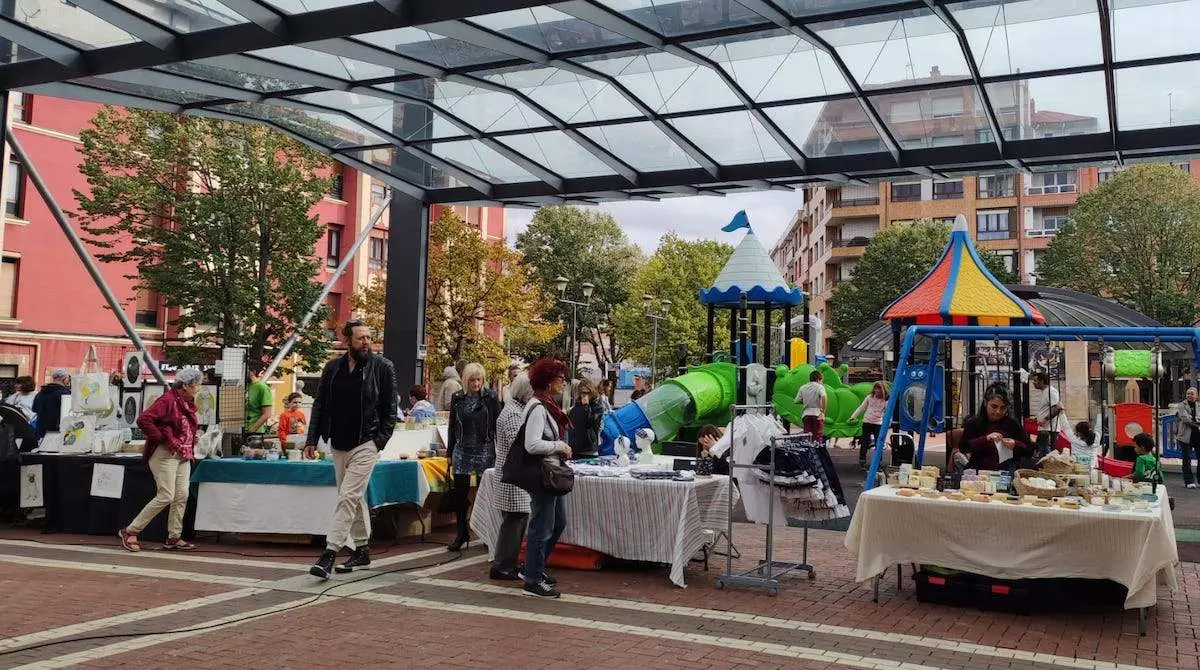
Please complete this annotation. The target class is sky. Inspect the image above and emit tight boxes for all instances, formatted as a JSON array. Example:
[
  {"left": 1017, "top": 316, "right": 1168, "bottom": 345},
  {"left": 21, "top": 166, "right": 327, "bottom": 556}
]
[{"left": 503, "top": 189, "right": 806, "bottom": 254}]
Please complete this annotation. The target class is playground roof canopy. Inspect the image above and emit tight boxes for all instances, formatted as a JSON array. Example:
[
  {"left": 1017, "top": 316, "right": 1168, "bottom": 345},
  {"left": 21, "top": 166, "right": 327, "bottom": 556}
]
[
  {"left": 8, "top": 0, "right": 1200, "bottom": 205},
  {"left": 700, "top": 227, "right": 802, "bottom": 306}
]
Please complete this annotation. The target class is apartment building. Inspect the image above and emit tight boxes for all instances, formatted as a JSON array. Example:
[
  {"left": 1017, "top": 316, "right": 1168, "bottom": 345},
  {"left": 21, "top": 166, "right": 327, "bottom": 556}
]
[
  {"left": 770, "top": 162, "right": 1195, "bottom": 354},
  {"left": 0, "top": 93, "right": 502, "bottom": 388}
]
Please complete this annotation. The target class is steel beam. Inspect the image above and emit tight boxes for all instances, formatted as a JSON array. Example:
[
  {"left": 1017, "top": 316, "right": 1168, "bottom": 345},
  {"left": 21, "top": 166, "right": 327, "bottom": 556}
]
[
  {"left": 67, "top": 0, "right": 178, "bottom": 52},
  {"left": 925, "top": 0, "right": 1005, "bottom": 155},
  {"left": 1097, "top": 0, "right": 1121, "bottom": 160},
  {"left": 5, "top": 127, "right": 166, "bottom": 384},
  {"left": 0, "top": 18, "right": 81, "bottom": 67}
]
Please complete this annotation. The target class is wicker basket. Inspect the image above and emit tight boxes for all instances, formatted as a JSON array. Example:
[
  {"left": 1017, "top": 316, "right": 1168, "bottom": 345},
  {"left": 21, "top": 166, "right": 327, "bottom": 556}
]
[
  {"left": 1014, "top": 469, "right": 1069, "bottom": 498},
  {"left": 1039, "top": 458, "right": 1075, "bottom": 476}
]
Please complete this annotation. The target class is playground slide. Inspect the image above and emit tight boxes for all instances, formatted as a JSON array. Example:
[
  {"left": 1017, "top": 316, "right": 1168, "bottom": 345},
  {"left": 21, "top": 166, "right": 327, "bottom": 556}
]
[{"left": 599, "top": 362, "right": 878, "bottom": 454}]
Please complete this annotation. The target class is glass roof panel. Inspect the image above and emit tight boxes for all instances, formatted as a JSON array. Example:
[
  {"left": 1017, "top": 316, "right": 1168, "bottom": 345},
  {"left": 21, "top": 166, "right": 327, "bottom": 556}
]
[
  {"left": 576, "top": 51, "right": 740, "bottom": 114},
  {"left": 689, "top": 29, "right": 851, "bottom": 102},
  {"left": 347, "top": 146, "right": 463, "bottom": 190},
  {"left": 260, "top": 0, "right": 373, "bottom": 13},
  {"left": 1116, "top": 62, "right": 1200, "bottom": 130},
  {"left": 985, "top": 71, "right": 1108, "bottom": 140},
  {"left": 766, "top": 100, "right": 887, "bottom": 156},
  {"left": 356, "top": 27, "right": 514, "bottom": 69},
  {"left": 780, "top": 0, "right": 916, "bottom": 16},
  {"left": 73, "top": 76, "right": 221, "bottom": 105},
  {"left": 950, "top": 0, "right": 1101, "bottom": 78},
  {"left": 5, "top": 2, "right": 138, "bottom": 49},
  {"left": 294, "top": 90, "right": 466, "bottom": 141},
  {"left": 670, "top": 111, "right": 792, "bottom": 165},
  {"left": 579, "top": 121, "right": 701, "bottom": 171},
  {"left": 376, "top": 78, "right": 555, "bottom": 136},
  {"left": 469, "top": 6, "right": 634, "bottom": 52},
  {"left": 428, "top": 140, "right": 537, "bottom": 183},
  {"left": 250, "top": 46, "right": 394, "bottom": 81},
  {"left": 111, "top": 0, "right": 247, "bottom": 32},
  {"left": 212, "top": 101, "right": 392, "bottom": 149},
  {"left": 1112, "top": 0, "right": 1200, "bottom": 62},
  {"left": 484, "top": 65, "right": 640, "bottom": 123},
  {"left": 594, "top": 0, "right": 769, "bottom": 37},
  {"left": 495, "top": 131, "right": 616, "bottom": 178},
  {"left": 869, "top": 85, "right": 988, "bottom": 149},
  {"left": 159, "top": 58, "right": 312, "bottom": 93},
  {"left": 811, "top": 8, "right": 971, "bottom": 90}
]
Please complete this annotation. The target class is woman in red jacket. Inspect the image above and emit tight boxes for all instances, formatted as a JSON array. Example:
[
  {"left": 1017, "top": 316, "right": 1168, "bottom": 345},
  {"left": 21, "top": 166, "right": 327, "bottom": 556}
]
[
  {"left": 118, "top": 368, "right": 203, "bottom": 552},
  {"left": 958, "top": 386, "right": 1032, "bottom": 471}
]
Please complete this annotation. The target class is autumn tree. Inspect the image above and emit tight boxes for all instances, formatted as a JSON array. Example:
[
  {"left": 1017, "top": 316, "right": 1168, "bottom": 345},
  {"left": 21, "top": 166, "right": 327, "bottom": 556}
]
[
  {"left": 831, "top": 219, "right": 1017, "bottom": 344},
  {"left": 611, "top": 233, "right": 733, "bottom": 379},
  {"left": 1039, "top": 164, "right": 1200, "bottom": 325},
  {"left": 351, "top": 209, "right": 557, "bottom": 379},
  {"left": 74, "top": 107, "right": 333, "bottom": 368},
  {"left": 515, "top": 206, "right": 642, "bottom": 374}
]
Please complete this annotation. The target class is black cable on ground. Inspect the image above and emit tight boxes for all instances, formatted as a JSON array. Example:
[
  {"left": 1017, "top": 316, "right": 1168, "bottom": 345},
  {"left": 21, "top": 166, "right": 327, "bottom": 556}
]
[{"left": 0, "top": 539, "right": 471, "bottom": 657}]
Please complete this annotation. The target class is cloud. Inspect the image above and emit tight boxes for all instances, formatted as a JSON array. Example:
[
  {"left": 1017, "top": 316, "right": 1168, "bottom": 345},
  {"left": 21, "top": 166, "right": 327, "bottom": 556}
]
[{"left": 505, "top": 190, "right": 804, "bottom": 253}]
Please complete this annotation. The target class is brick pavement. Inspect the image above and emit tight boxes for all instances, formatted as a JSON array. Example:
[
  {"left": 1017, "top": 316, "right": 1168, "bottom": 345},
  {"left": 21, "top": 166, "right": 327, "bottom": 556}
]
[{"left": 0, "top": 525, "right": 1192, "bottom": 670}]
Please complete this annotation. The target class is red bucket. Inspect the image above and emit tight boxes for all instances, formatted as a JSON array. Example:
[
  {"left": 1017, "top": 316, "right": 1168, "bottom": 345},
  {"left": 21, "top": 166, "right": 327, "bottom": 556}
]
[
  {"left": 1098, "top": 456, "right": 1134, "bottom": 478},
  {"left": 1023, "top": 418, "right": 1039, "bottom": 439}
]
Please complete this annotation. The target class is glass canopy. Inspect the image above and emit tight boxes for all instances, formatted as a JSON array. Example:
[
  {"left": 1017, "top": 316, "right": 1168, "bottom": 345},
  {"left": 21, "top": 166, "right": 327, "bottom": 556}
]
[{"left": 7, "top": 0, "right": 1200, "bottom": 205}]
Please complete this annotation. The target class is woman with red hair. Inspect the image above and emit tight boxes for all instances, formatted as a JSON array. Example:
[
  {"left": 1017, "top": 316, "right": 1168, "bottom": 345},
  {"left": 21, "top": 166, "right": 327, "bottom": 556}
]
[{"left": 521, "top": 358, "right": 573, "bottom": 598}]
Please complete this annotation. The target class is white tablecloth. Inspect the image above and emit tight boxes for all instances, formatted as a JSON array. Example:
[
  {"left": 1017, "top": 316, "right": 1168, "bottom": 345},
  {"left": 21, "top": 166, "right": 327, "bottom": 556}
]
[
  {"left": 471, "top": 469, "right": 736, "bottom": 587},
  {"left": 844, "top": 486, "right": 1180, "bottom": 609},
  {"left": 194, "top": 457, "right": 430, "bottom": 535}
]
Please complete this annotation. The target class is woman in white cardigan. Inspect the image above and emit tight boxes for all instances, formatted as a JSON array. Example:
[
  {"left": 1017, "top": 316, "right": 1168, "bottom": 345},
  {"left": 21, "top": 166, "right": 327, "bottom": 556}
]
[
  {"left": 491, "top": 374, "right": 534, "bottom": 581},
  {"left": 521, "top": 358, "right": 573, "bottom": 599}
]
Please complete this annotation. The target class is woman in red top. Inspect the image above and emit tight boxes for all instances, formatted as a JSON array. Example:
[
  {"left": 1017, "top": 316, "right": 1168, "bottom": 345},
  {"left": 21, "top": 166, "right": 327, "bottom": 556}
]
[
  {"left": 958, "top": 386, "right": 1032, "bottom": 471},
  {"left": 119, "top": 368, "right": 203, "bottom": 552}
]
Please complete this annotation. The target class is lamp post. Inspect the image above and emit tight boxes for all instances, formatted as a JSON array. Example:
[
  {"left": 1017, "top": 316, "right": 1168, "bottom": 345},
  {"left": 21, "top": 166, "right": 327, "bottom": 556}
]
[
  {"left": 643, "top": 294, "right": 672, "bottom": 386},
  {"left": 555, "top": 276, "right": 594, "bottom": 381}
]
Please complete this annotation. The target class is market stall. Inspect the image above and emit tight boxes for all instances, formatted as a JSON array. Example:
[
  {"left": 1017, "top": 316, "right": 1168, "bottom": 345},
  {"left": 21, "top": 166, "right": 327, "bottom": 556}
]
[
  {"left": 191, "top": 458, "right": 429, "bottom": 535},
  {"left": 470, "top": 467, "right": 736, "bottom": 587}
]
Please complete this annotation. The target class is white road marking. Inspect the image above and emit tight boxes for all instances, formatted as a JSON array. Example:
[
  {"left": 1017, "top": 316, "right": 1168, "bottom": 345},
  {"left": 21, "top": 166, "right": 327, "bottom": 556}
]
[
  {"left": 0, "top": 538, "right": 305, "bottom": 571},
  {"left": 0, "top": 555, "right": 267, "bottom": 588}
]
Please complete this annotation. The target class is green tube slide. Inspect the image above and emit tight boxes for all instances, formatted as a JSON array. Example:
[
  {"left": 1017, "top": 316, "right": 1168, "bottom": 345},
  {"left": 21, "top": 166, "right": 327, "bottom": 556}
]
[{"left": 635, "top": 363, "right": 737, "bottom": 442}]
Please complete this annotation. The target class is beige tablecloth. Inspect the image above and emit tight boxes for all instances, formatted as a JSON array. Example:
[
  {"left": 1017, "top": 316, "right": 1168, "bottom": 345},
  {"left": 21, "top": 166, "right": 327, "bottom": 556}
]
[
  {"left": 844, "top": 486, "right": 1179, "bottom": 609},
  {"left": 471, "top": 469, "right": 736, "bottom": 587}
]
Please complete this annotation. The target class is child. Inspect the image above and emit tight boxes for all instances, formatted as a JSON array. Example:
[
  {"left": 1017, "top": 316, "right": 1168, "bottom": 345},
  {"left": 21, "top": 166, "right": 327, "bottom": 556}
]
[
  {"left": 277, "top": 392, "right": 307, "bottom": 446},
  {"left": 1131, "top": 433, "right": 1164, "bottom": 484}
]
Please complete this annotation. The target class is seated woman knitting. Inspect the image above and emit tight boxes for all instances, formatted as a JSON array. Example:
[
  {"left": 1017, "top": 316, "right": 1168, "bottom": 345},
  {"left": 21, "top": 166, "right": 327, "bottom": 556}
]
[{"left": 956, "top": 386, "right": 1034, "bottom": 471}]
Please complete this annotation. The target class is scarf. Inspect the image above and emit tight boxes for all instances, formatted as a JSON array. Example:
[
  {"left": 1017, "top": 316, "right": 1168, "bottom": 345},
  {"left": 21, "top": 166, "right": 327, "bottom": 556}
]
[{"left": 534, "top": 391, "right": 571, "bottom": 439}]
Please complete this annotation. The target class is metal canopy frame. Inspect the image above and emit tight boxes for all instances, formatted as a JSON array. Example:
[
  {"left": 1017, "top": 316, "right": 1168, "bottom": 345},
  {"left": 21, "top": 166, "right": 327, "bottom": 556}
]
[{"left": 3, "top": 0, "right": 1200, "bottom": 205}]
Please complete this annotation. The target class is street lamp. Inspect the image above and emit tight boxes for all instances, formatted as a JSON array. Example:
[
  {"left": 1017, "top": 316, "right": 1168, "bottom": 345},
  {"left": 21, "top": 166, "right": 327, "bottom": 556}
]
[
  {"left": 556, "top": 277, "right": 594, "bottom": 383},
  {"left": 643, "top": 294, "right": 672, "bottom": 386}
]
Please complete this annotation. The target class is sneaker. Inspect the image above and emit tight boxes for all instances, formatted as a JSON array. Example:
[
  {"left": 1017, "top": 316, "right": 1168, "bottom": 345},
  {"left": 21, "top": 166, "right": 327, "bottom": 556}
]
[
  {"left": 335, "top": 547, "right": 371, "bottom": 573},
  {"left": 117, "top": 528, "right": 140, "bottom": 553},
  {"left": 1187, "top": 483, "right": 1197, "bottom": 489},
  {"left": 489, "top": 568, "right": 522, "bottom": 581},
  {"left": 310, "top": 549, "right": 336, "bottom": 580},
  {"left": 541, "top": 571, "right": 557, "bottom": 586},
  {"left": 523, "top": 580, "right": 560, "bottom": 598}
]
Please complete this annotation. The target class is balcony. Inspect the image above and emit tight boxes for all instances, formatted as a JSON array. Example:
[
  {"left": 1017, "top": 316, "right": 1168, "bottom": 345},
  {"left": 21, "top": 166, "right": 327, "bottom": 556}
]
[
  {"left": 833, "top": 196, "right": 879, "bottom": 208},
  {"left": 830, "top": 236, "right": 872, "bottom": 258}
]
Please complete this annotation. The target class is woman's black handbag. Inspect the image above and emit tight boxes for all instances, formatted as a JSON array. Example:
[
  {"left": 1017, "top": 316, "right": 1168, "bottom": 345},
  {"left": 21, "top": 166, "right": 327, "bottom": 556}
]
[{"left": 501, "top": 404, "right": 574, "bottom": 496}]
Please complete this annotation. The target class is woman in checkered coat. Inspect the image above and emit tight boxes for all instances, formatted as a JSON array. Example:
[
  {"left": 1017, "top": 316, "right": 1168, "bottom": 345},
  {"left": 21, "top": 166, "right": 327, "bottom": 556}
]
[{"left": 490, "top": 373, "right": 534, "bottom": 581}]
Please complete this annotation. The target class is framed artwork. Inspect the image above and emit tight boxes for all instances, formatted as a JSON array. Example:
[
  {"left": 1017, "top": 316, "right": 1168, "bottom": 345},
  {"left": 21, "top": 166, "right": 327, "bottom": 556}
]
[
  {"left": 121, "top": 352, "right": 145, "bottom": 389},
  {"left": 121, "top": 391, "right": 142, "bottom": 427},
  {"left": 142, "top": 383, "right": 165, "bottom": 412},
  {"left": 195, "top": 384, "right": 218, "bottom": 427}
]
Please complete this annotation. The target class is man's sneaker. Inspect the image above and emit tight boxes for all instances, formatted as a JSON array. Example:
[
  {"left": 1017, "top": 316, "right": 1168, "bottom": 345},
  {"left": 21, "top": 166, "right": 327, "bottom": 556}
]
[
  {"left": 335, "top": 547, "right": 371, "bottom": 573},
  {"left": 523, "top": 580, "right": 560, "bottom": 598},
  {"left": 541, "top": 571, "right": 557, "bottom": 586},
  {"left": 489, "top": 568, "right": 521, "bottom": 581},
  {"left": 1187, "top": 483, "right": 1197, "bottom": 489},
  {"left": 310, "top": 549, "right": 336, "bottom": 580}
]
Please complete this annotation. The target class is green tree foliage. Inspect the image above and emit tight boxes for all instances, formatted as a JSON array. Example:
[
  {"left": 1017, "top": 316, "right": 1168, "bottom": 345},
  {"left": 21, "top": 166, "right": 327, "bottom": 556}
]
[
  {"left": 611, "top": 233, "right": 734, "bottom": 379},
  {"left": 1039, "top": 164, "right": 1200, "bottom": 325},
  {"left": 830, "top": 219, "right": 1017, "bottom": 344},
  {"left": 515, "top": 206, "right": 642, "bottom": 373},
  {"left": 74, "top": 107, "right": 333, "bottom": 369}
]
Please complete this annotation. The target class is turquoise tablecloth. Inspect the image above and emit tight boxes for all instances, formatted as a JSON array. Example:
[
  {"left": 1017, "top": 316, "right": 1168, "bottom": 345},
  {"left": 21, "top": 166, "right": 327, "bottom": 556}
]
[{"left": 191, "top": 458, "right": 422, "bottom": 508}]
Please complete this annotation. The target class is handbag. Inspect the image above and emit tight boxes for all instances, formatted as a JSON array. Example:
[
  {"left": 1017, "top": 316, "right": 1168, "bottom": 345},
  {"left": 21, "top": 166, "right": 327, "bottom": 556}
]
[{"left": 502, "top": 402, "right": 575, "bottom": 496}]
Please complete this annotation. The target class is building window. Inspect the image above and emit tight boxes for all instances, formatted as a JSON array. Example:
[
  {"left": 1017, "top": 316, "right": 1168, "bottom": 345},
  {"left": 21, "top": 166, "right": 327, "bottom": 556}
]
[
  {"left": 1029, "top": 206, "right": 1070, "bottom": 237},
  {"left": 135, "top": 288, "right": 160, "bottom": 328},
  {"left": 890, "top": 182, "right": 921, "bottom": 202},
  {"left": 1027, "top": 170, "right": 1077, "bottom": 195},
  {"left": 0, "top": 258, "right": 15, "bottom": 319},
  {"left": 978, "top": 174, "right": 1015, "bottom": 198},
  {"left": 328, "top": 167, "right": 344, "bottom": 200},
  {"left": 1174, "top": 161, "right": 1191, "bottom": 174},
  {"left": 368, "top": 236, "right": 386, "bottom": 270},
  {"left": 370, "top": 182, "right": 387, "bottom": 209},
  {"left": 977, "top": 210, "right": 1011, "bottom": 241},
  {"left": 326, "top": 226, "right": 342, "bottom": 268},
  {"left": 323, "top": 293, "right": 340, "bottom": 341},
  {"left": 5, "top": 161, "right": 24, "bottom": 217},
  {"left": 932, "top": 179, "right": 963, "bottom": 200},
  {"left": 930, "top": 96, "right": 963, "bottom": 118},
  {"left": 12, "top": 92, "right": 30, "bottom": 124},
  {"left": 995, "top": 250, "right": 1016, "bottom": 275}
]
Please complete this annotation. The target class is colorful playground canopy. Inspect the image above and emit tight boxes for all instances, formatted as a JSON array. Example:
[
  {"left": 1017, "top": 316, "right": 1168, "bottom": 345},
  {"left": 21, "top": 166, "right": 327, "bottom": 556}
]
[{"left": 881, "top": 215, "right": 1044, "bottom": 327}]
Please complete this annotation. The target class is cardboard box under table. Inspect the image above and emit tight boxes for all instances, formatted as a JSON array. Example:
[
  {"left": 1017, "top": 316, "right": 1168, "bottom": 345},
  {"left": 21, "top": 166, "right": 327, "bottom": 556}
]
[{"left": 190, "top": 458, "right": 429, "bottom": 536}]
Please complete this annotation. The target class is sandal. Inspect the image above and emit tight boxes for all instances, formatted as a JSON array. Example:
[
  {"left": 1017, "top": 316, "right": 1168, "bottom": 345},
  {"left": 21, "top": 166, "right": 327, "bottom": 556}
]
[
  {"left": 118, "top": 528, "right": 141, "bottom": 553},
  {"left": 163, "top": 538, "right": 195, "bottom": 551}
]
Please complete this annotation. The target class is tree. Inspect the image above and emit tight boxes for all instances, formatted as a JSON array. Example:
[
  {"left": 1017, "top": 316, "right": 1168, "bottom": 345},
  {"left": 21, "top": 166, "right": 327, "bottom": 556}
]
[
  {"left": 351, "top": 209, "right": 558, "bottom": 379},
  {"left": 74, "top": 107, "right": 333, "bottom": 368},
  {"left": 1039, "top": 164, "right": 1200, "bottom": 325},
  {"left": 611, "top": 233, "right": 734, "bottom": 376},
  {"left": 515, "top": 206, "right": 642, "bottom": 374},
  {"left": 830, "top": 219, "right": 1018, "bottom": 343}
]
